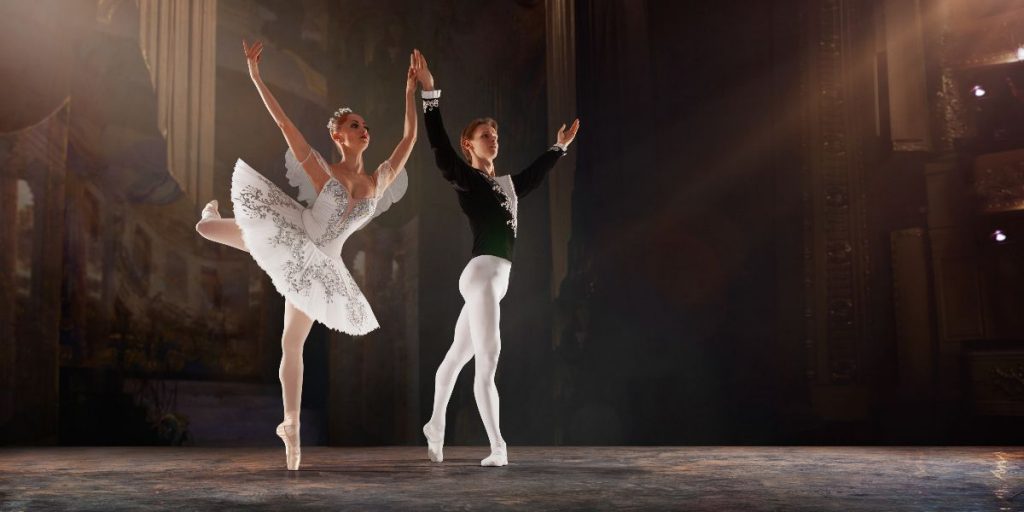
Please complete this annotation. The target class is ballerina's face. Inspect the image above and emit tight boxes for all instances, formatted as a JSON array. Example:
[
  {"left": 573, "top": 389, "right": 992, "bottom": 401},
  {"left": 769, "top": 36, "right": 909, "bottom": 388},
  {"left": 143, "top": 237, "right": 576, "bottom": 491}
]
[
  {"left": 463, "top": 123, "right": 499, "bottom": 161},
  {"left": 332, "top": 113, "right": 371, "bottom": 149}
]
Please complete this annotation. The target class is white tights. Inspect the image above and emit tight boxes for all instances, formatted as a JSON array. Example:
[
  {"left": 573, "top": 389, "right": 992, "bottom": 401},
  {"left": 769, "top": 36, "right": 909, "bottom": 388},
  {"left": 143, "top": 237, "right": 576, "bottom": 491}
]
[
  {"left": 196, "top": 202, "right": 310, "bottom": 469},
  {"left": 195, "top": 217, "right": 248, "bottom": 253},
  {"left": 425, "top": 255, "right": 512, "bottom": 466}
]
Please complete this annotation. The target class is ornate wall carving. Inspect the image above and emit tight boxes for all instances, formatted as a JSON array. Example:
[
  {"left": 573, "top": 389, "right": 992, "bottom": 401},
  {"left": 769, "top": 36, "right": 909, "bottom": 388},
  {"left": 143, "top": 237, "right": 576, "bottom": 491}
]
[
  {"left": 802, "top": 0, "right": 873, "bottom": 389},
  {"left": 973, "top": 149, "right": 1024, "bottom": 213}
]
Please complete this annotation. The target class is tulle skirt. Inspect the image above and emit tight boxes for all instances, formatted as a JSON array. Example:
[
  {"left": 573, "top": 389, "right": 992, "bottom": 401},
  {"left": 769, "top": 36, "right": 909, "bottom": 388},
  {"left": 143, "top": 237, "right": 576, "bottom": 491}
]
[{"left": 230, "top": 159, "right": 379, "bottom": 335}]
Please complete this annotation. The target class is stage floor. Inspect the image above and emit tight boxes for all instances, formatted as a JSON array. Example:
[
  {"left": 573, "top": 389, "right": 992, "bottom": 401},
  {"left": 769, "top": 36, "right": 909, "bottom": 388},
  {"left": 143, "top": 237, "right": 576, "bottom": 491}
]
[{"left": 1, "top": 446, "right": 1022, "bottom": 511}]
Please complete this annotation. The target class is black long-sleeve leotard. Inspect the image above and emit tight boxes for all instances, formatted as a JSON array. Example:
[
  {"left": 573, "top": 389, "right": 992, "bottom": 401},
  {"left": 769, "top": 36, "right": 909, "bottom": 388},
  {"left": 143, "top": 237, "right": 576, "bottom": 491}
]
[{"left": 423, "top": 91, "right": 566, "bottom": 261}]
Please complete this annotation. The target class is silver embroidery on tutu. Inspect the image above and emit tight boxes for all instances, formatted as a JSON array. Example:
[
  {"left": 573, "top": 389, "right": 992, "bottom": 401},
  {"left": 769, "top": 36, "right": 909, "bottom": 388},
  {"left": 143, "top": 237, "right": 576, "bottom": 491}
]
[{"left": 230, "top": 149, "right": 405, "bottom": 335}]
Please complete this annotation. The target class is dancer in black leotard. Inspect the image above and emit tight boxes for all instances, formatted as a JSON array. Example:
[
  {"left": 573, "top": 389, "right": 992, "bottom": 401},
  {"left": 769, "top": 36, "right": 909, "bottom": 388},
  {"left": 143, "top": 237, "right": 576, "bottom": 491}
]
[{"left": 412, "top": 50, "right": 580, "bottom": 467}]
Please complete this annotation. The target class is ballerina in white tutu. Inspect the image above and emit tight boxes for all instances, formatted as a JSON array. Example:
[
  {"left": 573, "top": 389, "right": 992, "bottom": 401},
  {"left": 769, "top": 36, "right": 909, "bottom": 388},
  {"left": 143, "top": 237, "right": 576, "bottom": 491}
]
[{"left": 195, "top": 39, "right": 420, "bottom": 470}]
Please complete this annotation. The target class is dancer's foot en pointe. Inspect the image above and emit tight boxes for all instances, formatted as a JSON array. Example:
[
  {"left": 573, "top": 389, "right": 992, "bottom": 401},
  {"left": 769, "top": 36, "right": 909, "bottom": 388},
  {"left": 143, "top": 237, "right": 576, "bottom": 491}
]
[
  {"left": 423, "top": 422, "right": 444, "bottom": 463},
  {"left": 276, "top": 421, "right": 301, "bottom": 470},
  {"left": 481, "top": 442, "right": 508, "bottom": 467}
]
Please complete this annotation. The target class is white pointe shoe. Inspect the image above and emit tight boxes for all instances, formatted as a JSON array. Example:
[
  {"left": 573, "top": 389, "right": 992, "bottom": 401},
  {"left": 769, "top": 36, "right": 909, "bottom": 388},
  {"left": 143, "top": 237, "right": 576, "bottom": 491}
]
[
  {"left": 422, "top": 423, "right": 444, "bottom": 463},
  {"left": 481, "top": 444, "right": 508, "bottom": 467},
  {"left": 276, "top": 422, "right": 301, "bottom": 471},
  {"left": 200, "top": 199, "right": 220, "bottom": 221}
]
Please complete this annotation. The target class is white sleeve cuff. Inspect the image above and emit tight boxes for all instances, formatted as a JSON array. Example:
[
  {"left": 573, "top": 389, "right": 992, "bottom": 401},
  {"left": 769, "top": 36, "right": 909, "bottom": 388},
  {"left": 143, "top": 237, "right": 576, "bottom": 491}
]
[
  {"left": 552, "top": 142, "right": 568, "bottom": 152},
  {"left": 421, "top": 89, "right": 441, "bottom": 99}
]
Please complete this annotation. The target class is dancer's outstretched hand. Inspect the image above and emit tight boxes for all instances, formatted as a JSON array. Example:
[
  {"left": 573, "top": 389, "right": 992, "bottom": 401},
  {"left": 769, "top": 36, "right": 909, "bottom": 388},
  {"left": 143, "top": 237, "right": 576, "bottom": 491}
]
[
  {"left": 413, "top": 49, "right": 435, "bottom": 91},
  {"left": 406, "top": 50, "right": 419, "bottom": 94},
  {"left": 557, "top": 118, "right": 581, "bottom": 147},
  {"left": 243, "top": 39, "right": 264, "bottom": 81}
]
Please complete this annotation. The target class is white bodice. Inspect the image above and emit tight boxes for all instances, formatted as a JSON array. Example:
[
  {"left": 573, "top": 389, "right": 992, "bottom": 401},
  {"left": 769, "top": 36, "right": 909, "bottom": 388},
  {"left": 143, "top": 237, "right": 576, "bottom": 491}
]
[{"left": 300, "top": 178, "right": 377, "bottom": 256}]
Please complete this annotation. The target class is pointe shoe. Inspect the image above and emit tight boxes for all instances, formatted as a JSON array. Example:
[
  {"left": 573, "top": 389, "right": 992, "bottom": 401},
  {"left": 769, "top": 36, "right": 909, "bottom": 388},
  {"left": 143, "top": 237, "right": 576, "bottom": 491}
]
[
  {"left": 200, "top": 199, "right": 220, "bottom": 221},
  {"left": 422, "top": 423, "right": 444, "bottom": 463},
  {"left": 481, "top": 444, "right": 508, "bottom": 467},
  {"left": 276, "top": 422, "right": 301, "bottom": 471}
]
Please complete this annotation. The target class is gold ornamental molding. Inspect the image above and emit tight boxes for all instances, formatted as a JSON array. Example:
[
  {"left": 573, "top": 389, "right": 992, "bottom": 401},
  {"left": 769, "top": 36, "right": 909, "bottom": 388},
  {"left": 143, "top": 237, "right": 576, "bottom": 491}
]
[{"left": 974, "top": 149, "right": 1024, "bottom": 213}]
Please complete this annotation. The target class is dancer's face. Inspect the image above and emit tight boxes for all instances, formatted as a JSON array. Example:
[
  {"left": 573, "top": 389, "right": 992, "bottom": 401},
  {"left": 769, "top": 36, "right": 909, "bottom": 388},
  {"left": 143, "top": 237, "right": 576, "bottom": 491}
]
[
  {"left": 464, "top": 124, "right": 499, "bottom": 161},
  {"left": 332, "top": 114, "right": 370, "bottom": 149}
]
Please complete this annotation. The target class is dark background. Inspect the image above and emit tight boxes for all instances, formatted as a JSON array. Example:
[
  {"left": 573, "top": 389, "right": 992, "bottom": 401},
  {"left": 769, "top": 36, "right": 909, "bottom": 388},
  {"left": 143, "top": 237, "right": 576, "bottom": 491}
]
[{"left": 2, "top": 0, "right": 1024, "bottom": 447}]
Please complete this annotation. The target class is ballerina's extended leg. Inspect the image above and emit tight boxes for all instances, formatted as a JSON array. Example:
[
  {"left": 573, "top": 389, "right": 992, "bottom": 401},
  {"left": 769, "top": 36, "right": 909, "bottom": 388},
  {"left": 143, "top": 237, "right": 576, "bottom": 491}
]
[{"left": 195, "top": 200, "right": 249, "bottom": 253}]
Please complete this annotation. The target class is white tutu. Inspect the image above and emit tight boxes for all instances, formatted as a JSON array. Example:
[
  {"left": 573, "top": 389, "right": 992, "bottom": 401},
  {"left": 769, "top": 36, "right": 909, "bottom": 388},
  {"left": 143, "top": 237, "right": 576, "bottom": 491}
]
[{"left": 230, "top": 158, "right": 380, "bottom": 335}]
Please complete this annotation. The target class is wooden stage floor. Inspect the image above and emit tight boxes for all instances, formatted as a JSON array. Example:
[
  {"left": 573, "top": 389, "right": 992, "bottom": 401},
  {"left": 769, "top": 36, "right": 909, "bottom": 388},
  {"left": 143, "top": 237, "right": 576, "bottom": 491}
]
[{"left": 1, "top": 446, "right": 1022, "bottom": 511}]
